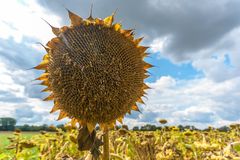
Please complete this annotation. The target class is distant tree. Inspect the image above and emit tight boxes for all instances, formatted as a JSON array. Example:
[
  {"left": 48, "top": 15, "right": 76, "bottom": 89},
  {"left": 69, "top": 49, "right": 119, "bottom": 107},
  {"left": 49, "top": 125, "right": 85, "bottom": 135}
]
[
  {"left": 178, "top": 125, "right": 184, "bottom": 131},
  {"left": 16, "top": 124, "right": 60, "bottom": 132},
  {"left": 141, "top": 124, "right": 157, "bottom": 131},
  {"left": 0, "top": 117, "right": 17, "bottom": 131},
  {"left": 132, "top": 126, "right": 139, "bottom": 131},
  {"left": 184, "top": 125, "right": 191, "bottom": 130},
  {"left": 21, "top": 124, "right": 30, "bottom": 131},
  {"left": 156, "top": 126, "right": 162, "bottom": 130},
  {"left": 217, "top": 126, "right": 230, "bottom": 132},
  {"left": 41, "top": 124, "right": 48, "bottom": 131},
  {"left": 56, "top": 124, "right": 66, "bottom": 131}
]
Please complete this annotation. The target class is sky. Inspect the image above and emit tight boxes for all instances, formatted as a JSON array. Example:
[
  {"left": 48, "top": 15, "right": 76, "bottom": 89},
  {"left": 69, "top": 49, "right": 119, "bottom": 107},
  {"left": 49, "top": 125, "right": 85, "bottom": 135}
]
[{"left": 0, "top": 0, "right": 240, "bottom": 129}]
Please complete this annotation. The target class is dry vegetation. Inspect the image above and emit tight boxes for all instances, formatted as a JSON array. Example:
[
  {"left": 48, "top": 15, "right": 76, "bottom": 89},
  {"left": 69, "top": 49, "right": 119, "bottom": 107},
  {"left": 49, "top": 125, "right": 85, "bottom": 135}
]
[{"left": 0, "top": 124, "right": 240, "bottom": 160}]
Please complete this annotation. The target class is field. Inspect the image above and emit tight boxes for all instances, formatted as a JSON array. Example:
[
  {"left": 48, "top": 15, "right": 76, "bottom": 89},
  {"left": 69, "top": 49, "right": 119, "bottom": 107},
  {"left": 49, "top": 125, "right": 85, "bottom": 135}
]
[
  {"left": 0, "top": 132, "right": 39, "bottom": 159},
  {"left": 0, "top": 132, "right": 36, "bottom": 150},
  {"left": 0, "top": 126, "right": 240, "bottom": 160}
]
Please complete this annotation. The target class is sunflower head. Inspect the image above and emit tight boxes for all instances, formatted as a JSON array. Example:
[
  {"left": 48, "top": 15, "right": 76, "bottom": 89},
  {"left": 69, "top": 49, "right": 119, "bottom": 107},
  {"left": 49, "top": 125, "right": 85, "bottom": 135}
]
[
  {"left": 34, "top": 8, "right": 152, "bottom": 132},
  {"left": 159, "top": 119, "right": 168, "bottom": 124}
]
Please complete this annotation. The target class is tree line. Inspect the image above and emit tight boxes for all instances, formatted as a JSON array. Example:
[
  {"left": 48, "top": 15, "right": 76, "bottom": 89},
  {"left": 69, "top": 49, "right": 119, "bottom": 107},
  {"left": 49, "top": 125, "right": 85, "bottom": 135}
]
[
  {"left": 0, "top": 117, "right": 65, "bottom": 132},
  {"left": 0, "top": 117, "right": 231, "bottom": 132}
]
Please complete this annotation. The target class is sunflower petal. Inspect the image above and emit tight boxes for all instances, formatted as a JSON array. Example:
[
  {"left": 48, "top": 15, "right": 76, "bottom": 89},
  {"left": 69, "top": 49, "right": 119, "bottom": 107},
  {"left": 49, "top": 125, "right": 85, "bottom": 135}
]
[
  {"left": 108, "top": 122, "right": 116, "bottom": 129},
  {"left": 117, "top": 116, "right": 123, "bottom": 124},
  {"left": 41, "top": 87, "right": 51, "bottom": 92},
  {"left": 57, "top": 111, "right": 68, "bottom": 120},
  {"left": 71, "top": 118, "right": 78, "bottom": 126},
  {"left": 42, "top": 18, "right": 60, "bottom": 36},
  {"left": 95, "top": 18, "right": 104, "bottom": 25},
  {"left": 127, "top": 110, "right": 131, "bottom": 115},
  {"left": 144, "top": 74, "right": 150, "bottom": 79},
  {"left": 141, "top": 52, "right": 150, "bottom": 58},
  {"left": 134, "top": 37, "right": 144, "bottom": 45},
  {"left": 143, "top": 62, "right": 153, "bottom": 70},
  {"left": 121, "top": 29, "right": 134, "bottom": 37},
  {"left": 138, "top": 46, "right": 149, "bottom": 52},
  {"left": 35, "top": 73, "right": 49, "bottom": 81},
  {"left": 86, "top": 123, "right": 96, "bottom": 133},
  {"left": 137, "top": 97, "right": 145, "bottom": 104},
  {"left": 43, "top": 93, "right": 54, "bottom": 101},
  {"left": 143, "top": 83, "right": 150, "bottom": 90},
  {"left": 78, "top": 120, "right": 86, "bottom": 126},
  {"left": 113, "top": 23, "right": 121, "bottom": 31},
  {"left": 131, "top": 105, "right": 140, "bottom": 111},
  {"left": 67, "top": 9, "right": 83, "bottom": 26},
  {"left": 51, "top": 26, "right": 60, "bottom": 36},
  {"left": 34, "top": 60, "right": 49, "bottom": 70},
  {"left": 46, "top": 37, "right": 61, "bottom": 48},
  {"left": 60, "top": 26, "right": 69, "bottom": 32},
  {"left": 104, "top": 14, "right": 114, "bottom": 27},
  {"left": 39, "top": 80, "right": 50, "bottom": 86},
  {"left": 37, "top": 43, "right": 50, "bottom": 53},
  {"left": 42, "top": 54, "right": 49, "bottom": 61},
  {"left": 50, "top": 103, "right": 60, "bottom": 113},
  {"left": 99, "top": 123, "right": 106, "bottom": 131},
  {"left": 87, "top": 3, "right": 94, "bottom": 21}
]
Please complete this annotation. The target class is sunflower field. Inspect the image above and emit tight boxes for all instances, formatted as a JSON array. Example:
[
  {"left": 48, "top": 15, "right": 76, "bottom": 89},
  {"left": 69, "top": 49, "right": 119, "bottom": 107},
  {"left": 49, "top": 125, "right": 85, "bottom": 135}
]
[{"left": 0, "top": 124, "right": 240, "bottom": 160}]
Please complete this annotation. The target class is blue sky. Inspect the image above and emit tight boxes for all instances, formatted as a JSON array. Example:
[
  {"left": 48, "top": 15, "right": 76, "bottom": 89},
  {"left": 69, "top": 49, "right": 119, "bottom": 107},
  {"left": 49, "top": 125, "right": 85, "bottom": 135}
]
[
  {"left": 145, "top": 54, "right": 202, "bottom": 83},
  {"left": 0, "top": 0, "right": 240, "bottom": 129}
]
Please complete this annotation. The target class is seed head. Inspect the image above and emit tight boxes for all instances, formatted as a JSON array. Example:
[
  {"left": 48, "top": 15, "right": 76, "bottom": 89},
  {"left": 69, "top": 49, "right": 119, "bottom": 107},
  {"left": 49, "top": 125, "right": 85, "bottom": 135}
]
[{"left": 34, "top": 9, "right": 151, "bottom": 132}]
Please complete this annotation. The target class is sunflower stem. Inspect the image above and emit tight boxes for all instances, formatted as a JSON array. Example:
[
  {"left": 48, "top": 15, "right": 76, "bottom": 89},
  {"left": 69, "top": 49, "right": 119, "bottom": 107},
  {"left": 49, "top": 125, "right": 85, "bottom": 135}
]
[{"left": 103, "top": 130, "right": 109, "bottom": 160}]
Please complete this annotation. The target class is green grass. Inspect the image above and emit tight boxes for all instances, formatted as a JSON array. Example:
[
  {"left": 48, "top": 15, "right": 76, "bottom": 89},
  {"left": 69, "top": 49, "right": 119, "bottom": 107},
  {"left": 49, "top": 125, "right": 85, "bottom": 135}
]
[
  {"left": 0, "top": 132, "right": 37, "bottom": 153},
  {"left": 0, "top": 132, "right": 10, "bottom": 152},
  {"left": 0, "top": 131, "right": 60, "bottom": 160},
  {"left": 0, "top": 132, "right": 41, "bottom": 160}
]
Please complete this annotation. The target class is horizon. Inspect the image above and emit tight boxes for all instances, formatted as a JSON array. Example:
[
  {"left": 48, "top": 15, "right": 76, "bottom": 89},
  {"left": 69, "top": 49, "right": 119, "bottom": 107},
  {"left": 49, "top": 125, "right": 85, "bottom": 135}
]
[{"left": 0, "top": 117, "right": 235, "bottom": 130}]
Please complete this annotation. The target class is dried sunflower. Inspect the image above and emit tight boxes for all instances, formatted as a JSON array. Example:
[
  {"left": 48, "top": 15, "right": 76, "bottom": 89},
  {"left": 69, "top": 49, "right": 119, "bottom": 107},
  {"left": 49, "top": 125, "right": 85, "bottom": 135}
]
[{"left": 34, "top": 8, "right": 151, "bottom": 133}]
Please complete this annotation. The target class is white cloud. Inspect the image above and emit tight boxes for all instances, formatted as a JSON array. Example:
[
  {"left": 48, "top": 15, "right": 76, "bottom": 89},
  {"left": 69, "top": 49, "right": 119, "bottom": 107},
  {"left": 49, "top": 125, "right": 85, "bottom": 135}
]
[
  {"left": 191, "top": 27, "right": 240, "bottom": 82},
  {"left": 172, "top": 106, "right": 215, "bottom": 123},
  {"left": 0, "top": 0, "right": 61, "bottom": 43},
  {"left": 150, "top": 36, "right": 169, "bottom": 53},
  {"left": 0, "top": 58, "right": 62, "bottom": 125},
  {"left": 0, "top": 0, "right": 66, "bottom": 125},
  {"left": 149, "top": 76, "right": 176, "bottom": 91},
  {"left": 150, "top": 26, "right": 240, "bottom": 82},
  {"left": 0, "top": 62, "right": 25, "bottom": 98},
  {"left": 126, "top": 76, "right": 240, "bottom": 129}
]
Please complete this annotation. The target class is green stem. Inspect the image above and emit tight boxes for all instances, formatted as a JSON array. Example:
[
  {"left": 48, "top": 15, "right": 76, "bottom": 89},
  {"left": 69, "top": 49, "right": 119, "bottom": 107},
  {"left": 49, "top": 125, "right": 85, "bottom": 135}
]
[
  {"left": 103, "top": 130, "right": 109, "bottom": 160},
  {"left": 15, "top": 134, "right": 20, "bottom": 159}
]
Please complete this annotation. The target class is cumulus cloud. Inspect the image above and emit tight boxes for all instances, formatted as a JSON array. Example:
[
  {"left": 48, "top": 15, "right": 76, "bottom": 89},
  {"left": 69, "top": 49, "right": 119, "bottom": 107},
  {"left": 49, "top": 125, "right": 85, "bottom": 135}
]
[
  {"left": 138, "top": 111, "right": 159, "bottom": 123},
  {"left": 150, "top": 76, "right": 176, "bottom": 91},
  {"left": 0, "top": 0, "right": 61, "bottom": 43},
  {"left": 0, "top": 1, "right": 62, "bottom": 125},
  {"left": 173, "top": 107, "right": 215, "bottom": 123},
  {"left": 37, "top": 0, "right": 240, "bottom": 60},
  {"left": 192, "top": 27, "right": 240, "bottom": 82},
  {"left": 12, "top": 104, "right": 66, "bottom": 125},
  {"left": 0, "top": 58, "right": 55, "bottom": 125},
  {"left": 36, "top": 0, "right": 240, "bottom": 83},
  {"left": 129, "top": 76, "right": 240, "bottom": 129},
  {"left": 14, "top": 105, "right": 43, "bottom": 124}
]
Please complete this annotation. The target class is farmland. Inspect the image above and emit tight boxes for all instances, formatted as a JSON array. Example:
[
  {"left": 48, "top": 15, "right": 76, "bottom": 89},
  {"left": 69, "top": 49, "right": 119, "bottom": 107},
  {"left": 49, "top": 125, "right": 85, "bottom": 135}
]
[
  {"left": 0, "top": 125, "right": 240, "bottom": 160},
  {"left": 0, "top": 132, "right": 39, "bottom": 159}
]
